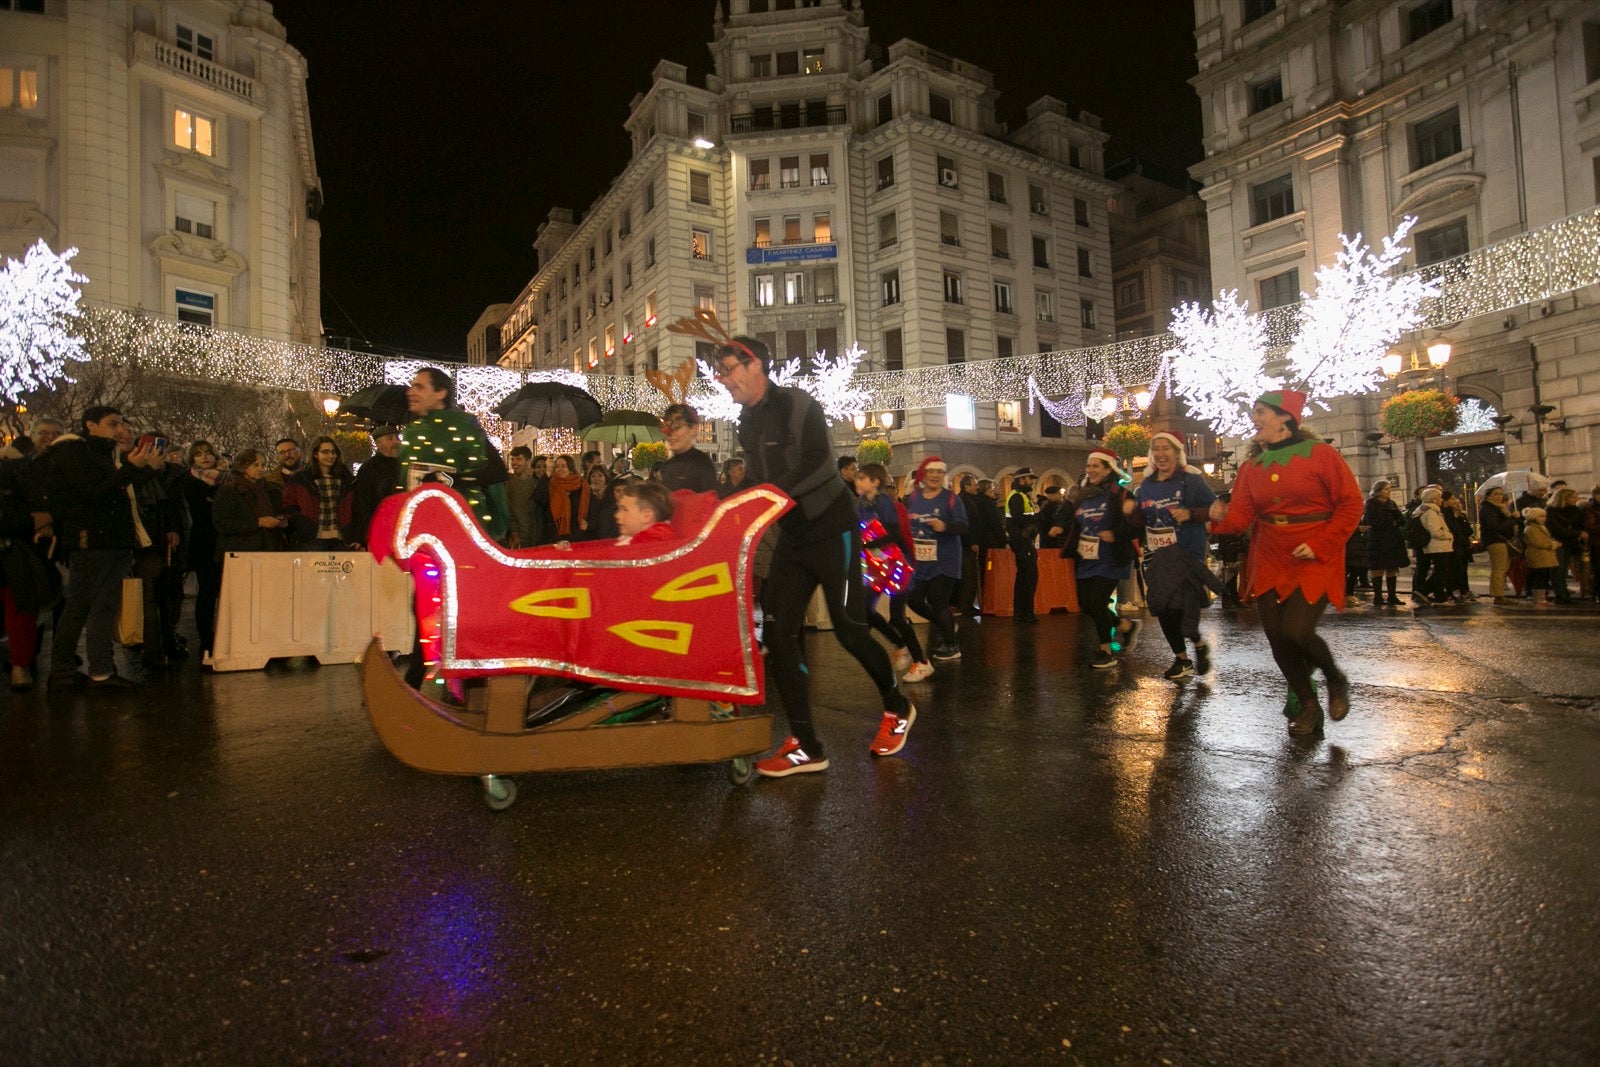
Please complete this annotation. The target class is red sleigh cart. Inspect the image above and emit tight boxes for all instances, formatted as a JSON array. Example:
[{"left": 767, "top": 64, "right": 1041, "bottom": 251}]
[{"left": 360, "top": 485, "right": 789, "bottom": 809}]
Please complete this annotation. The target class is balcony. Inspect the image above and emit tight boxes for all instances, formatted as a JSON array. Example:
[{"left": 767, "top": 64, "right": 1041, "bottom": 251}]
[
  {"left": 730, "top": 105, "right": 847, "bottom": 133},
  {"left": 132, "top": 31, "right": 256, "bottom": 104}
]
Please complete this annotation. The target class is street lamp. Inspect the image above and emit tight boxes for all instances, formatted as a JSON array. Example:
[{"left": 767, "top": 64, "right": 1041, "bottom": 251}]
[{"left": 321, "top": 397, "right": 340, "bottom": 417}]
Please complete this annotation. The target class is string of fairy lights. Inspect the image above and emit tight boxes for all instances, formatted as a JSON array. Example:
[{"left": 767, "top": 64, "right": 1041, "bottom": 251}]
[{"left": 65, "top": 205, "right": 1600, "bottom": 428}]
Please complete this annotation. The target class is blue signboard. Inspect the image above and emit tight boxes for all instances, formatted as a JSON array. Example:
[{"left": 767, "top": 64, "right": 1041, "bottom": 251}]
[{"left": 745, "top": 243, "right": 838, "bottom": 265}]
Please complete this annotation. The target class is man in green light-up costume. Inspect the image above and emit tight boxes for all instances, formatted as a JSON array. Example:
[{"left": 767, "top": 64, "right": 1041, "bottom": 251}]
[{"left": 397, "top": 367, "right": 507, "bottom": 541}]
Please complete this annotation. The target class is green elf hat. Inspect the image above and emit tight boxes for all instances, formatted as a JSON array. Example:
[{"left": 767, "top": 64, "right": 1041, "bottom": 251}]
[{"left": 1256, "top": 388, "right": 1307, "bottom": 423}]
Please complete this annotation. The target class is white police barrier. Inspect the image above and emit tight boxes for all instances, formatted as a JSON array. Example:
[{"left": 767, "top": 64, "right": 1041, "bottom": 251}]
[{"left": 211, "top": 552, "right": 415, "bottom": 672}]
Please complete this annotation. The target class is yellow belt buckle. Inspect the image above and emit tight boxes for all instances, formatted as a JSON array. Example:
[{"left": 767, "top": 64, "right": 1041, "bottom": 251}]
[{"left": 1269, "top": 514, "right": 1289, "bottom": 526}]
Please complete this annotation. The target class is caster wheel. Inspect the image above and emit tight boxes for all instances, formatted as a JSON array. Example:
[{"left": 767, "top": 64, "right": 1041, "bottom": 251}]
[
  {"left": 481, "top": 775, "right": 517, "bottom": 811},
  {"left": 727, "top": 757, "right": 756, "bottom": 787}
]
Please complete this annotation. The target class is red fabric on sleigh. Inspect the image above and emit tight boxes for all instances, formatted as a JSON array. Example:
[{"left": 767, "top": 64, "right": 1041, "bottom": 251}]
[{"left": 369, "top": 485, "right": 791, "bottom": 702}]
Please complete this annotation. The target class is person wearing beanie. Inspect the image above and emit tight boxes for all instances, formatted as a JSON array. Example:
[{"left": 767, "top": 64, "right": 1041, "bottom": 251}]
[
  {"left": 1004, "top": 466, "right": 1042, "bottom": 621},
  {"left": 1135, "top": 430, "right": 1219, "bottom": 680},
  {"left": 1412, "top": 486, "right": 1454, "bottom": 604},
  {"left": 1055, "top": 447, "right": 1142, "bottom": 668},
  {"left": 1520, "top": 506, "right": 1562, "bottom": 603},
  {"left": 1207, "top": 389, "right": 1364, "bottom": 737}
]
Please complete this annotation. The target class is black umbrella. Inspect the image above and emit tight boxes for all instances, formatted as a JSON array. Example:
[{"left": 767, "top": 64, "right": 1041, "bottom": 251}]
[
  {"left": 339, "top": 383, "right": 410, "bottom": 426},
  {"left": 496, "top": 382, "right": 603, "bottom": 429}
]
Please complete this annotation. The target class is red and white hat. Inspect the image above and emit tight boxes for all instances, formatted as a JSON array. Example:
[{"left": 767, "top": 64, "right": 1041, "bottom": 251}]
[
  {"left": 1148, "top": 429, "right": 1187, "bottom": 466},
  {"left": 1086, "top": 446, "right": 1127, "bottom": 480}
]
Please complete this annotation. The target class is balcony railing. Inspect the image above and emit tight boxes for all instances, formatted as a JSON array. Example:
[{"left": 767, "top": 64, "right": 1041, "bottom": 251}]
[
  {"left": 132, "top": 31, "right": 256, "bottom": 103},
  {"left": 730, "top": 105, "right": 847, "bottom": 133}
]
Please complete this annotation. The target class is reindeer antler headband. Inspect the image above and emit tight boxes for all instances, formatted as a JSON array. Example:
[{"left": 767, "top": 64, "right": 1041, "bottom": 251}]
[{"left": 664, "top": 307, "right": 756, "bottom": 362}]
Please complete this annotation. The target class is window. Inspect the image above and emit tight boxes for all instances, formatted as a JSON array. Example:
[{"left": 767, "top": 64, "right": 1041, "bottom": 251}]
[
  {"left": 940, "top": 211, "right": 961, "bottom": 247},
  {"left": 1030, "top": 184, "right": 1049, "bottom": 215},
  {"left": 176, "top": 23, "right": 215, "bottom": 61},
  {"left": 1040, "top": 405, "right": 1062, "bottom": 439},
  {"left": 690, "top": 228, "right": 712, "bottom": 261},
  {"left": 943, "top": 270, "right": 963, "bottom": 304},
  {"left": 816, "top": 326, "right": 837, "bottom": 358},
  {"left": 997, "top": 401, "right": 1022, "bottom": 433},
  {"left": 1, "top": 65, "right": 39, "bottom": 111},
  {"left": 946, "top": 328, "right": 966, "bottom": 364},
  {"left": 604, "top": 324, "right": 616, "bottom": 357},
  {"left": 172, "top": 107, "right": 215, "bottom": 156},
  {"left": 1077, "top": 247, "right": 1092, "bottom": 278},
  {"left": 753, "top": 217, "right": 772, "bottom": 247},
  {"left": 812, "top": 212, "right": 831, "bottom": 243},
  {"left": 997, "top": 336, "right": 1014, "bottom": 359},
  {"left": 600, "top": 282, "right": 613, "bottom": 306},
  {"left": 776, "top": 51, "right": 799, "bottom": 76},
  {"left": 784, "top": 271, "right": 805, "bottom": 304},
  {"left": 648, "top": 346, "right": 660, "bottom": 372},
  {"left": 619, "top": 208, "right": 632, "bottom": 237},
  {"left": 1032, "top": 235, "right": 1051, "bottom": 269},
  {"left": 882, "top": 269, "right": 901, "bottom": 306},
  {"left": 572, "top": 308, "right": 581, "bottom": 332},
  {"left": 695, "top": 285, "right": 716, "bottom": 314},
  {"left": 785, "top": 329, "right": 808, "bottom": 364},
  {"left": 775, "top": 214, "right": 796, "bottom": 245},
  {"left": 1250, "top": 174, "right": 1295, "bottom": 225},
  {"left": 877, "top": 93, "right": 893, "bottom": 125},
  {"left": 756, "top": 332, "right": 777, "bottom": 359},
  {"left": 1036, "top": 291, "right": 1054, "bottom": 322},
  {"left": 755, "top": 274, "right": 776, "bottom": 307},
  {"left": 937, "top": 155, "right": 958, "bottom": 188},
  {"left": 1116, "top": 275, "right": 1145, "bottom": 308},
  {"left": 1407, "top": 0, "right": 1453, "bottom": 44},
  {"left": 586, "top": 292, "right": 596, "bottom": 319},
  {"left": 1080, "top": 300, "right": 1097, "bottom": 330},
  {"left": 572, "top": 262, "right": 581, "bottom": 286},
  {"left": 1243, "top": 0, "right": 1276, "bottom": 24},
  {"left": 1585, "top": 22, "right": 1600, "bottom": 85},
  {"left": 175, "top": 287, "right": 214, "bottom": 327},
  {"left": 602, "top": 230, "right": 613, "bottom": 257},
  {"left": 878, "top": 212, "right": 898, "bottom": 248},
  {"left": 884, "top": 328, "right": 904, "bottom": 371},
  {"left": 929, "top": 92, "right": 953, "bottom": 124},
  {"left": 810, "top": 152, "right": 830, "bottom": 186},
  {"left": 623, "top": 259, "right": 633, "bottom": 289},
  {"left": 1413, "top": 107, "right": 1462, "bottom": 169},
  {"left": 687, "top": 111, "right": 707, "bottom": 141},
  {"left": 1258, "top": 267, "right": 1300, "bottom": 309},
  {"left": 588, "top": 338, "right": 599, "bottom": 368},
  {"left": 1250, "top": 75, "right": 1284, "bottom": 113},
  {"left": 689, "top": 170, "right": 711, "bottom": 205},
  {"left": 877, "top": 155, "right": 896, "bottom": 189},
  {"left": 750, "top": 52, "right": 772, "bottom": 77},
  {"left": 816, "top": 267, "right": 837, "bottom": 302},
  {"left": 988, "top": 172, "right": 1007, "bottom": 204},
  {"left": 645, "top": 237, "right": 657, "bottom": 267},
  {"left": 991, "top": 225, "right": 1011, "bottom": 259},
  {"left": 559, "top": 319, "right": 569, "bottom": 343},
  {"left": 994, "top": 281, "right": 1013, "bottom": 314},
  {"left": 803, "top": 48, "right": 824, "bottom": 75},
  {"left": 175, "top": 192, "right": 215, "bottom": 239},
  {"left": 1416, "top": 219, "right": 1468, "bottom": 265},
  {"left": 946, "top": 395, "right": 975, "bottom": 430},
  {"left": 1073, "top": 197, "right": 1089, "bottom": 226},
  {"left": 587, "top": 245, "right": 596, "bottom": 273},
  {"left": 780, "top": 156, "right": 800, "bottom": 188},
  {"left": 645, "top": 290, "right": 658, "bottom": 324},
  {"left": 749, "top": 158, "right": 770, "bottom": 191}
]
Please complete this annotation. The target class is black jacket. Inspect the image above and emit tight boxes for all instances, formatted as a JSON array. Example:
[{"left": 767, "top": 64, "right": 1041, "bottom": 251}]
[
  {"left": 350, "top": 454, "right": 402, "bottom": 545},
  {"left": 212, "top": 476, "right": 286, "bottom": 555},
  {"left": 656, "top": 447, "right": 718, "bottom": 495},
  {"left": 735, "top": 381, "right": 852, "bottom": 543},
  {"left": 36, "top": 434, "right": 159, "bottom": 554}
]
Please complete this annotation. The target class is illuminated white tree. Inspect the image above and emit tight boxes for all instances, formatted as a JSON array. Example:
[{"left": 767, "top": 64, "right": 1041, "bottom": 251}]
[
  {"left": 1286, "top": 217, "right": 1441, "bottom": 403},
  {"left": 1166, "top": 290, "right": 1274, "bottom": 438},
  {"left": 0, "top": 240, "right": 90, "bottom": 402},
  {"left": 696, "top": 341, "right": 869, "bottom": 426}
]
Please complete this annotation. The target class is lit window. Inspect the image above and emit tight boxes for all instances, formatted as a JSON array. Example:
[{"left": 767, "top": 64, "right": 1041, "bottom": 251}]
[
  {"left": 173, "top": 107, "right": 215, "bottom": 156},
  {"left": 175, "top": 192, "right": 215, "bottom": 239},
  {"left": 810, "top": 153, "right": 830, "bottom": 186},
  {"left": 882, "top": 270, "right": 900, "bottom": 306},
  {"left": 691, "top": 228, "right": 712, "bottom": 261},
  {"left": 604, "top": 325, "right": 615, "bottom": 356},
  {"left": 997, "top": 401, "right": 1022, "bottom": 433},
  {"left": 0, "top": 66, "right": 39, "bottom": 111},
  {"left": 645, "top": 290, "right": 658, "bottom": 326},
  {"left": 783, "top": 215, "right": 801, "bottom": 244},
  {"left": 945, "top": 394, "right": 975, "bottom": 430},
  {"left": 695, "top": 285, "right": 716, "bottom": 315},
  {"left": 784, "top": 271, "right": 804, "bottom": 304},
  {"left": 780, "top": 156, "right": 800, "bottom": 188},
  {"left": 750, "top": 158, "right": 770, "bottom": 191},
  {"left": 753, "top": 217, "right": 772, "bottom": 247},
  {"left": 803, "top": 48, "right": 824, "bottom": 75},
  {"left": 755, "top": 274, "right": 775, "bottom": 307},
  {"left": 175, "top": 287, "right": 214, "bottom": 327},
  {"left": 943, "top": 271, "right": 962, "bottom": 304},
  {"left": 812, "top": 212, "right": 831, "bottom": 243}
]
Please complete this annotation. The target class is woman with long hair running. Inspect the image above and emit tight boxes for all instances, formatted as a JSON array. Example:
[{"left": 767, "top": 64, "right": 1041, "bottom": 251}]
[{"left": 1208, "top": 390, "right": 1364, "bottom": 736}]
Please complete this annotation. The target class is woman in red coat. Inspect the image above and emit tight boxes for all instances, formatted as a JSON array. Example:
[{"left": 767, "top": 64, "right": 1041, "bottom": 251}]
[{"left": 1209, "top": 390, "right": 1364, "bottom": 736}]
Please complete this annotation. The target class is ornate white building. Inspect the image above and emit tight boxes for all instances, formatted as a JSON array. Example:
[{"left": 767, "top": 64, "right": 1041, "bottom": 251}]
[
  {"left": 0, "top": 0, "right": 322, "bottom": 345},
  {"left": 486, "top": 0, "right": 1117, "bottom": 479},
  {"left": 1190, "top": 0, "right": 1600, "bottom": 491}
]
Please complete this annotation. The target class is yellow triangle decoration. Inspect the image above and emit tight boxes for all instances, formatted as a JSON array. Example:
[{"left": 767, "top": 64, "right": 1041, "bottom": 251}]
[
  {"left": 608, "top": 620, "right": 693, "bottom": 655},
  {"left": 508, "top": 587, "right": 592, "bottom": 619},
  {"left": 652, "top": 563, "right": 732, "bottom": 602}
]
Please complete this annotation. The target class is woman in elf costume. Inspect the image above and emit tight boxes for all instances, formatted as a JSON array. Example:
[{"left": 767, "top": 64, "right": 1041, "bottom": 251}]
[{"left": 1208, "top": 390, "right": 1364, "bottom": 736}]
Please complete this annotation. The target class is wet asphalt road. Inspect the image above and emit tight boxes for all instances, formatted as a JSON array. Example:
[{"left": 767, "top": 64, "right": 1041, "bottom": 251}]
[{"left": 2, "top": 602, "right": 1598, "bottom": 1065}]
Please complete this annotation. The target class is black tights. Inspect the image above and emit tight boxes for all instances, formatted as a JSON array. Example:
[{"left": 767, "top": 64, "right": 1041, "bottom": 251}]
[
  {"left": 763, "top": 529, "right": 906, "bottom": 756},
  {"left": 906, "top": 574, "right": 958, "bottom": 651},
  {"left": 868, "top": 592, "right": 926, "bottom": 662},
  {"left": 1156, "top": 609, "right": 1197, "bottom": 656},
  {"left": 1254, "top": 590, "right": 1344, "bottom": 708},
  {"left": 1077, "top": 575, "right": 1120, "bottom": 646}
]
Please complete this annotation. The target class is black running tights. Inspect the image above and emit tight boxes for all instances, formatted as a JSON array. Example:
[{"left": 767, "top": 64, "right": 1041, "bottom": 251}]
[{"left": 1254, "top": 590, "right": 1343, "bottom": 707}]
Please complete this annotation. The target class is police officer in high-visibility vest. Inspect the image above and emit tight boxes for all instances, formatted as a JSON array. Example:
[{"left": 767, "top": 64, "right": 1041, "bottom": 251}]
[{"left": 1006, "top": 467, "right": 1040, "bottom": 622}]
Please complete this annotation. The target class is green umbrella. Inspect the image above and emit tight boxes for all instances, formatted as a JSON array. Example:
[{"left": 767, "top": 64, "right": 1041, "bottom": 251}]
[{"left": 579, "top": 410, "right": 667, "bottom": 447}]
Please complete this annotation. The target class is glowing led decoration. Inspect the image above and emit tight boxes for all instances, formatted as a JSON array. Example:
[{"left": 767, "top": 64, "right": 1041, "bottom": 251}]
[
  {"left": 1286, "top": 218, "right": 1441, "bottom": 404},
  {"left": 1165, "top": 290, "right": 1275, "bottom": 438},
  {"left": 0, "top": 240, "right": 89, "bottom": 401}
]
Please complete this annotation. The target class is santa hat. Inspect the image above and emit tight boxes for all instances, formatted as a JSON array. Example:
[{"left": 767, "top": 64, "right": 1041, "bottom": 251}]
[
  {"left": 1086, "top": 446, "right": 1127, "bottom": 481},
  {"left": 914, "top": 455, "right": 947, "bottom": 484},
  {"left": 1257, "top": 388, "right": 1307, "bottom": 424},
  {"left": 1147, "top": 429, "right": 1187, "bottom": 466}
]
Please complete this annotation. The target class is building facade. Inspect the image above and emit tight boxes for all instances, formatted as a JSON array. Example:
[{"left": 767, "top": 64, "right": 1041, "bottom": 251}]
[
  {"left": 0, "top": 0, "right": 322, "bottom": 345},
  {"left": 487, "top": 0, "right": 1117, "bottom": 481},
  {"left": 1190, "top": 0, "right": 1600, "bottom": 491}
]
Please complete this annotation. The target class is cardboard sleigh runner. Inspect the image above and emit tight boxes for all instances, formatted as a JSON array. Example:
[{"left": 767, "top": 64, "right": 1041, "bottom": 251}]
[{"left": 361, "top": 484, "right": 790, "bottom": 809}]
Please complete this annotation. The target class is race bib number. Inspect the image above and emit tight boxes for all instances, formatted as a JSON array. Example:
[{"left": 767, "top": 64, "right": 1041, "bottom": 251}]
[
  {"left": 913, "top": 538, "right": 938, "bottom": 562},
  {"left": 1146, "top": 527, "right": 1177, "bottom": 551},
  {"left": 1077, "top": 534, "right": 1100, "bottom": 561}
]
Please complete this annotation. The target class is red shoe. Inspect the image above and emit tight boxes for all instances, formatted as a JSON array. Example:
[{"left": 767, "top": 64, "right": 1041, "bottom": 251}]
[
  {"left": 755, "top": 736, "right": 829, "bottom": 777},
  {"left": 869, "top": 704, "right": 917, "bottom": 757}
]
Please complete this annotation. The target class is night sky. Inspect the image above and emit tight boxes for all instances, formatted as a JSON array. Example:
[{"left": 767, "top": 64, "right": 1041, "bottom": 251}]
[{"left": 268, "top": 0, "right": 1202, "bottom": 358}]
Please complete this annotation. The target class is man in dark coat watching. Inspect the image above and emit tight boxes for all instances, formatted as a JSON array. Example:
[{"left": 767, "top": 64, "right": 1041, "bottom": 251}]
[
  {"left": 348, "top": 425, "right": 402, "bottom": 548},
  {"left": 35, "top": 405, "right": 162, "bottom": 688}
]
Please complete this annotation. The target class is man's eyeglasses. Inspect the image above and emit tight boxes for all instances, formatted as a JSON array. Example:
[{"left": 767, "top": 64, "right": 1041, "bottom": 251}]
[
  {"left": 712, "top": 359, "right": 751, "bottom": 380},
  {"left": 660, "top": 418, "right": 690, "bottom": 432}
]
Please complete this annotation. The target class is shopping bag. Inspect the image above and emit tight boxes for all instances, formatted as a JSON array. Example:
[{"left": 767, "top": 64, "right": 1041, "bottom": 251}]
[{"left": 118, "top": 577, "right": 144, "bottom": 646}]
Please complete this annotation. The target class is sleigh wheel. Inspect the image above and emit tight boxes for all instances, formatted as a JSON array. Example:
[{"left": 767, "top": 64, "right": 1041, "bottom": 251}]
[
  {"left": 481, "top": 774, "right": 518, "bottom": 811},
  {"left": 727, "top": 757, "right": 756, "bottom": 787}
]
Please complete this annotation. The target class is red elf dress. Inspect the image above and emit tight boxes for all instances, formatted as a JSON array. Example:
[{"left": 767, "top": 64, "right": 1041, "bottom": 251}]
[{"left": 1210, "top": 437, "right": 1364, "bottom": 609}]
